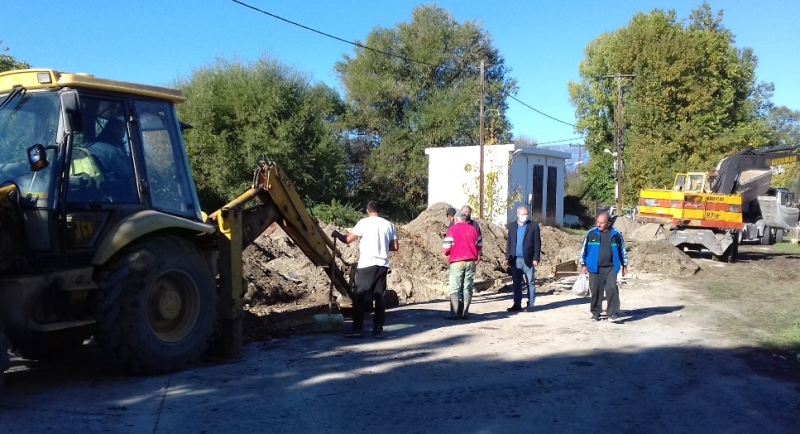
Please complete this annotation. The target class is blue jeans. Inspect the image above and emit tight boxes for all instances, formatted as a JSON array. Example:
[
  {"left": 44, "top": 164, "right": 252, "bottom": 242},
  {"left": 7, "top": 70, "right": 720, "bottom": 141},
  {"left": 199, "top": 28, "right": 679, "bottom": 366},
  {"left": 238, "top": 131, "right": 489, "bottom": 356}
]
[{"left": 511, "top": 257, "right": 535, "bottom": 307}]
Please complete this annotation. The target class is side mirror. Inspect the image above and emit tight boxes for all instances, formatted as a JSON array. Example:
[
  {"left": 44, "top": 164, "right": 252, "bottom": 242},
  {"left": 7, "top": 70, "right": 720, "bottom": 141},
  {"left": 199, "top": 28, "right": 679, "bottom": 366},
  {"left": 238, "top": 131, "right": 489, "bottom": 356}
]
[
  {"left": 27, "top": 144, "right": 49, "bottom": 172},
  {"left": 60, "top": 90, "right": 82, "bottom": 133}
]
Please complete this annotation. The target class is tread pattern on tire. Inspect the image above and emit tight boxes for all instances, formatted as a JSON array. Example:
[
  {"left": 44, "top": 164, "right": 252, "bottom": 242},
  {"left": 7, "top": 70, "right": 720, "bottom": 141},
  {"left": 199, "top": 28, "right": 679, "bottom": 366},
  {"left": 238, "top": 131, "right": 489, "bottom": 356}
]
[{"left": 93, "top": 236, "right": 217, "bottom": 374}]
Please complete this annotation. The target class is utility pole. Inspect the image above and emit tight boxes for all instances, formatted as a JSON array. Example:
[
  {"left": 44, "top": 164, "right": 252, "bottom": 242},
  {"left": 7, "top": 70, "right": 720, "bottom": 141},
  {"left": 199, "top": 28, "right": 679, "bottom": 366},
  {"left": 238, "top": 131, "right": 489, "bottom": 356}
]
[
  {"left": 602, "top": 73, "right": 635, "bottom": 215},
  {"left": 478, "top": 60, "right": 485, "bottom": 220}
]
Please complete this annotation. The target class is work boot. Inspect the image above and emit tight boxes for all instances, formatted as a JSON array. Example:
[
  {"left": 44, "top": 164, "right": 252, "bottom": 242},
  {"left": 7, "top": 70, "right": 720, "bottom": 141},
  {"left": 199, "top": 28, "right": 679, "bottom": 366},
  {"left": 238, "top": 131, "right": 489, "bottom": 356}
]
[
  {"left": 461, "top": 292, "right": 472, "bottom": 319},
  {"left": 444, "top": 294, "right": 461, "bottom": 320}
]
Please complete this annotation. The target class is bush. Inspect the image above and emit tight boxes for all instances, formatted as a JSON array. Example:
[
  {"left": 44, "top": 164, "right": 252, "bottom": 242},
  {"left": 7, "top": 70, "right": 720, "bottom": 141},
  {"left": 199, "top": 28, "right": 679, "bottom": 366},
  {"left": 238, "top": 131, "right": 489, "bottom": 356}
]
[{"left": 312, "top": 199, "right": 363, "bottom": 227}]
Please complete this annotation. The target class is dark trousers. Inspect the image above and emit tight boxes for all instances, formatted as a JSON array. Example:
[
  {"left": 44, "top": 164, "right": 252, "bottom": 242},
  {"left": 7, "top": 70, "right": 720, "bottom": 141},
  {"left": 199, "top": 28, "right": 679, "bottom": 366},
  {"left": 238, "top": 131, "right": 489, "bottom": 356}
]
[
  {"left": 352, "top": 265, "right": 389, "bottom": 331},
  {"left": 589, "top": 266, "right": 620, "bottom": 317}
]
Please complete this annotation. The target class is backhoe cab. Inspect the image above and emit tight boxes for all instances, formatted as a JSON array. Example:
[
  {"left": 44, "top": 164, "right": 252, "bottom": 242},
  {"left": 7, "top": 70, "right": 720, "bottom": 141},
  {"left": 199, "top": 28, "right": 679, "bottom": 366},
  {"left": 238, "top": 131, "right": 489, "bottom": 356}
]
[{"left": 0, "top": 69, "right": 350, "bottom": 379}]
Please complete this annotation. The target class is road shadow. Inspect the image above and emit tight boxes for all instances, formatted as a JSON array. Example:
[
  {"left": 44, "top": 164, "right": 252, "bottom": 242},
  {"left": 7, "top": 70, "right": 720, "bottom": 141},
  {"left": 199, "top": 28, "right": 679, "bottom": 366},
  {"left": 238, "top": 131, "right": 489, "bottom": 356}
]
[
  {"left": 620, "top": 305, "right": 684, "bottom": 323},
  {"left": 3, "top": 329, "right": 799, "bottom": 433}
]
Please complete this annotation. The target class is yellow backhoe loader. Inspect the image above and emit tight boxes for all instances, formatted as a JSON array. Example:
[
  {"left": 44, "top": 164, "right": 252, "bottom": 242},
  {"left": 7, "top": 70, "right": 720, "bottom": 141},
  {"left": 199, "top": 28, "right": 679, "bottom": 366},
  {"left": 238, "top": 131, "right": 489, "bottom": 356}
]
[{"left": 0, "top": 69, "right": 352, "bottom": 382}]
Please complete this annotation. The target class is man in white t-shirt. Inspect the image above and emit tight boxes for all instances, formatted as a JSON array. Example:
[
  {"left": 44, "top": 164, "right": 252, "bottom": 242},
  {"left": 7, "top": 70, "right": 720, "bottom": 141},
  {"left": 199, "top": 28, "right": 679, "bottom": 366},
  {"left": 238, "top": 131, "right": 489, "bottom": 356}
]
[{"left": 332, "top": 200, "right": 399, "bottom": 338}]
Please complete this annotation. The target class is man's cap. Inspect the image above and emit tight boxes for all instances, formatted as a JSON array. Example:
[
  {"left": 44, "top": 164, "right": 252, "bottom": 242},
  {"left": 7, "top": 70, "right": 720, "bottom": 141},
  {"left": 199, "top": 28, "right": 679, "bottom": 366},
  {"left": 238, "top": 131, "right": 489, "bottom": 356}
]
[
  {"left": 454, "top": 211, "right": 468, "bottom": 219},
  {"left": 445, "top": 207, "right": 457, "bottom": 217}
]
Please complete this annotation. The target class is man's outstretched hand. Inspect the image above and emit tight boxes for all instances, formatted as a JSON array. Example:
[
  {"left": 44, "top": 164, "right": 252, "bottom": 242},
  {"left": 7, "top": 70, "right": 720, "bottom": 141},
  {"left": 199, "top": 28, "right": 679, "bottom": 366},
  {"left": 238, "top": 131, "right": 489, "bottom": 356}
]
[{"left": 331, "top": 230, "right": 345, "bottom": 243}]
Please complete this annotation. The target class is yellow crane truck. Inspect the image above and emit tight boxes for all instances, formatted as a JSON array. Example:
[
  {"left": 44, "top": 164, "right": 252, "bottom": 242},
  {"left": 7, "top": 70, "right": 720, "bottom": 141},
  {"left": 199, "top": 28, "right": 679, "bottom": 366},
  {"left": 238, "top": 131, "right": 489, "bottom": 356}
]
[
  {"left": 636, "top": 144, "right": 800, "bottom": 261},
  {"left": 0, "top": 69, "right": 352, "bottom": 382}
]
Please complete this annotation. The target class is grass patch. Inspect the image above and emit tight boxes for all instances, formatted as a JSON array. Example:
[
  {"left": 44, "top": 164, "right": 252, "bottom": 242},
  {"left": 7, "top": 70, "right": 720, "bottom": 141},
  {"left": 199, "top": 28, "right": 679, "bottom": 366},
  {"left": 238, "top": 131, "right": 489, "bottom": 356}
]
[
  {"left": 771, "top": 241, "right": 800, "bottom": 255},
  {"left": 562, "top": 228, "right": 586, "bottom": 237},
  {"left": 695, "top": 272, "right": 800, "bottom": 352}
]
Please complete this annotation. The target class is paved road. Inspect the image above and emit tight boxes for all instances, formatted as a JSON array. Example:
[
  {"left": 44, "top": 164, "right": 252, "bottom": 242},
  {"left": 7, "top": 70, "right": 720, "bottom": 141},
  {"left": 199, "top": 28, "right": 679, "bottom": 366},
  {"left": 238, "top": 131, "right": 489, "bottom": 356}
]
[{"left": 1, "top": 276, "right": 799, "bottom": 433}]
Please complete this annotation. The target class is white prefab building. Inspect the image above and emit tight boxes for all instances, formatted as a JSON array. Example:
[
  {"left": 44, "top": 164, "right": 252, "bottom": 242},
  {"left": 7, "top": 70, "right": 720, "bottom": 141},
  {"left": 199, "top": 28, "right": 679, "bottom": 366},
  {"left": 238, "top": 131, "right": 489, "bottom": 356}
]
[{"left": 424, "top": 144, "right": 571, "bottom": 226}]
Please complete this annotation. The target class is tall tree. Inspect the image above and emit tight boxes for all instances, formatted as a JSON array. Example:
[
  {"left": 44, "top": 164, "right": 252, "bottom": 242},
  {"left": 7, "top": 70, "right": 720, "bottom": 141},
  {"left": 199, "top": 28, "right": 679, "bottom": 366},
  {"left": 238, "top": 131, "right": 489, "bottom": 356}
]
[
  {"left": 0, "top": 40, "right": 29, "bottom": 73},
  {"left": 336, "top": 4, "right": 516, "bottom": 218},
  {"left": 175, "top": 57, "right": 349, "bottom": 210},
  {"left": 764, "top": 106, "right": 800, "bottom": 193},
  {"left": 568, "top": 3, "right": 770, "bottom": 205}
]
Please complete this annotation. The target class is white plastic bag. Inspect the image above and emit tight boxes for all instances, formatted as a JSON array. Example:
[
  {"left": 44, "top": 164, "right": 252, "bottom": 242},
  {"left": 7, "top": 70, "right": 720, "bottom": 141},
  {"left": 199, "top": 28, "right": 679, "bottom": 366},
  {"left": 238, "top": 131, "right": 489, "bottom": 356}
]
[{"left": 571, "top": 273, "right": 589, "bottom": 297}]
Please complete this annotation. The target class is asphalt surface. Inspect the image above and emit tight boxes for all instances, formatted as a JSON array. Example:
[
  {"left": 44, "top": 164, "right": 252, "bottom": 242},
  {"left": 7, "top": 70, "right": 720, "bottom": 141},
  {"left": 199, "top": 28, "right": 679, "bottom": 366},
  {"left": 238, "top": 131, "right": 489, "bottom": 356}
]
[{"left": 1, "top": 276, "right": 799, "bottom": 433}]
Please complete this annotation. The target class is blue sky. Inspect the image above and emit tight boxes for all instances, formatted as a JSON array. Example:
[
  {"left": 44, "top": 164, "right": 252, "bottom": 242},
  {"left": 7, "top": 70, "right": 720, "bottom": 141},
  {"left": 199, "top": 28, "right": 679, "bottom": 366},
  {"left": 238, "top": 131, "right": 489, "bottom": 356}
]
[{"left": 3, "top": 0, "right": 797, "bottom": 149}]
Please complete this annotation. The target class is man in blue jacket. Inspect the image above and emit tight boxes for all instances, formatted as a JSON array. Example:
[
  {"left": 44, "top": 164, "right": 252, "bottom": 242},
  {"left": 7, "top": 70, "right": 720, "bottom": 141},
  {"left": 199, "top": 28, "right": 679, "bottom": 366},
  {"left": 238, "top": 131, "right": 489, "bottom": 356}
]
[{"left": 579, "top": 212, "right": 628, "bottom": 322}]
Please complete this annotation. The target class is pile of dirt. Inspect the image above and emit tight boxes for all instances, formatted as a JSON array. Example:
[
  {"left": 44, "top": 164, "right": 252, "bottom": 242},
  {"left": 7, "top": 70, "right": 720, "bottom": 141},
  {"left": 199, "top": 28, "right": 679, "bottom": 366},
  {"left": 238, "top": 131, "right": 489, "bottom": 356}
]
[
  {"left": 539, "top": 226, "right": 583, "bottom": 266},
  {"left": 627, "top": 223, "right": 668, "bottom": 243},
  {"left": 627, "top": 240, "right": 701, "bottom": 276},
  {"left": 612, "top": 216, "right": 642, "bottom": 236},
  {"left": 403, "top": 202, "right": 508, "bottom": 280},
  {"left": 402, "top": 203, "right": 586, "bottom": 278},
  {"left": 237, "top": 203, "right": 697, "bottom": 341}
]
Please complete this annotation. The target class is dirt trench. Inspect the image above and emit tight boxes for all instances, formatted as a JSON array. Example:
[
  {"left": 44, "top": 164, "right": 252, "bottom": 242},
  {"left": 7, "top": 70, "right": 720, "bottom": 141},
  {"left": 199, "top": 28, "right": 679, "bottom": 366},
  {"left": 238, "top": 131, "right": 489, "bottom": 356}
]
[{"left": 240, "top": 204, "right": 702, "bottom": 341}]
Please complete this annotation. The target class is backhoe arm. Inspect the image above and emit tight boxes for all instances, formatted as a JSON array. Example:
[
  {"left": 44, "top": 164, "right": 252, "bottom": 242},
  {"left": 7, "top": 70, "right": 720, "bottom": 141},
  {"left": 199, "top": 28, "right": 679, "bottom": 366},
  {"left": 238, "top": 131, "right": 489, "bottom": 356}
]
[{"left": 209, "top": 160, "right": 353, "bottom": 300}]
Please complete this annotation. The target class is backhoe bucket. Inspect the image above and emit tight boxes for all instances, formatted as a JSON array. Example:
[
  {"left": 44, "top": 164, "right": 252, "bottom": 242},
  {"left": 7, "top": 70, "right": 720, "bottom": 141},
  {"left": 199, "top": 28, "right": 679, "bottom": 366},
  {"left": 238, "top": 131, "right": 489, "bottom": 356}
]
[
  {"left": 757, "top": 196, "right": 800, "bottom": 231},
  {"left": 667, "top": 228, "right": 732, "bottom": 256}
]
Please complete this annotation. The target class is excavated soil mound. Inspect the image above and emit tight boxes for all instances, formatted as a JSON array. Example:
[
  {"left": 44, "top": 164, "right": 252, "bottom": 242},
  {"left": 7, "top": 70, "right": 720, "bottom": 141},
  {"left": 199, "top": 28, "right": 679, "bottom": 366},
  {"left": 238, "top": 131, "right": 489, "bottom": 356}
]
[
  {"left": 403, "top": 202, "right": 508, "bottom": 280},
  {"left": 628, "top": 223, "right": 668, "bottom": 243},
  {"left": 402, "top": 203, "right": 585, "bottom": 278},
  {"left": 627, "top": 240, "right": 701, "bottom": 276},
  {"left": 539, "top": 226, "right": 583, "bottom": 266},
  {"left": 238, "top": 204, "right": 695, "bottom": 342},
  {"left": 612, "top": 216, "right": 642, "bottom": 236}
]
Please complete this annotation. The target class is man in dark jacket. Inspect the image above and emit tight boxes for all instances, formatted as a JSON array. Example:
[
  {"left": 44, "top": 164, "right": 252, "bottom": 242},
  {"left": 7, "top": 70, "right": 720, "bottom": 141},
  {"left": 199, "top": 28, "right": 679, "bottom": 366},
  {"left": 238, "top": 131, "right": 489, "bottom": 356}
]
[
  {"left": 579, "top": 212, "right": 628, "bottom": 322},
  {"left": 505, "top": 205, "right": 542, "bottom": 312}
]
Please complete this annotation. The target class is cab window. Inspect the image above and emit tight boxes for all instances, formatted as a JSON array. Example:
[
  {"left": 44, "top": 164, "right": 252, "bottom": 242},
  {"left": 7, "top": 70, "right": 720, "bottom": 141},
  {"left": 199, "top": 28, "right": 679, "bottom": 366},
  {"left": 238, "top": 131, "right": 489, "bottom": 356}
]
[
  {"left": 135, "top": 100, "right": 195, "bottom": 218},
  {"left": 67, "top": 97, "right": 138, "bottom": 203}
]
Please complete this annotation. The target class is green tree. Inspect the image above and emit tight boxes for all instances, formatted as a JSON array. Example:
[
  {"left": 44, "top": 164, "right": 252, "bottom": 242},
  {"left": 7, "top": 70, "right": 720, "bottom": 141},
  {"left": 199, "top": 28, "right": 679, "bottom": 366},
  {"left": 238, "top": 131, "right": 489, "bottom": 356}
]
[
  {"left": 0, "top": 40, "right": 29, "bottom": 73},
  {"left": 175, "top": 57, "right": 349, "bottom": 211},
  {"left": 568, "top": 3, "right": 770, "bottom": 205},
  {"left": 336, "top": 4, "right": 516, "bottom": 219},
  {"left": 765, "top": 106, "right": 800, "bottom": 193}
]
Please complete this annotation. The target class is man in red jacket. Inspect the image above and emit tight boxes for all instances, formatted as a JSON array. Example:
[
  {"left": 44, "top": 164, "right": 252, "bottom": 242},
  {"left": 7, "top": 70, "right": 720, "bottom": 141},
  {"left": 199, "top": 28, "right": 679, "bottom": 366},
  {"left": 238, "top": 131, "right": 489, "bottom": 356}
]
[{"left": 442, "top": 211, "right": 482, "bottom": 319}]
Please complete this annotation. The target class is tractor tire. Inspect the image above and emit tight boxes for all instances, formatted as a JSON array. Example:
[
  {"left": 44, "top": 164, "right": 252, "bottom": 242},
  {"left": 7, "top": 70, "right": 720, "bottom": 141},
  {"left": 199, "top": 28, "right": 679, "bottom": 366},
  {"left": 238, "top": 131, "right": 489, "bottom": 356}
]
[
  {"left": 775, "top": 229, "right": 784, "bottom": 244},
  {"left": 94, "top": 236, "right": 217, "bottom": 374}
]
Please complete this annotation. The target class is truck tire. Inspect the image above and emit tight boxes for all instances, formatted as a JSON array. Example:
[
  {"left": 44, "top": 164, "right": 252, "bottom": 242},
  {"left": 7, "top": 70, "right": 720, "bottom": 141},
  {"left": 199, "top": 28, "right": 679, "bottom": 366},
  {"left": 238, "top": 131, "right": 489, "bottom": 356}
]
[
  {"left": 94, "top": 236, "right": 217, "bottom": 374},
  {"left": 760, "top": 228, "right": 773, "bottom": 245}
]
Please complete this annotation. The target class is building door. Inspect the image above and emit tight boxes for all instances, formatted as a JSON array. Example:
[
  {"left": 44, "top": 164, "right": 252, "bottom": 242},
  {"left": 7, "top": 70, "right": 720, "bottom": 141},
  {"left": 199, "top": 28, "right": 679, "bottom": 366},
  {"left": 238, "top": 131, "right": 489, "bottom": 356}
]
[
  {"left": 531, "top": 164, "right": 544, "bottom": 215},
  {"left": 547, "top": 166, "right": 557, "bottom": 220}
]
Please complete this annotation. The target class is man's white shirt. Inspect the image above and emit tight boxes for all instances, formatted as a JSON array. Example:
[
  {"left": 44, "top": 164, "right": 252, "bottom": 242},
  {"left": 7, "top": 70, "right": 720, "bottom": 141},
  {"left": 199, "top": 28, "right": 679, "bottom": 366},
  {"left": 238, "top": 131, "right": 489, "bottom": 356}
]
[{"left": 351, "top": 215, "right": 398, "bottom": 268}]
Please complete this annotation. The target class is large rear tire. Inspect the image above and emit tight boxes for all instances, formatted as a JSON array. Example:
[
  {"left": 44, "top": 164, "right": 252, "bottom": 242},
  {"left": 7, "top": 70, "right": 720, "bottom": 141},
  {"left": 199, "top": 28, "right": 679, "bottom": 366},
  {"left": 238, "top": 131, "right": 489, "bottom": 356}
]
[{"left": 94, "top": 236, "right": 217, "bottom": 374}]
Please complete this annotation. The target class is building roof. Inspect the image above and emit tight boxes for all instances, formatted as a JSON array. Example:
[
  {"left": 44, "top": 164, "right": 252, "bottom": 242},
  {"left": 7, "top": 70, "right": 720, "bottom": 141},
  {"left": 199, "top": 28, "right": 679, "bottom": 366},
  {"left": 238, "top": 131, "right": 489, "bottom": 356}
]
[{"left": 424, "top": 143, "right": 571, "bottom": 159}]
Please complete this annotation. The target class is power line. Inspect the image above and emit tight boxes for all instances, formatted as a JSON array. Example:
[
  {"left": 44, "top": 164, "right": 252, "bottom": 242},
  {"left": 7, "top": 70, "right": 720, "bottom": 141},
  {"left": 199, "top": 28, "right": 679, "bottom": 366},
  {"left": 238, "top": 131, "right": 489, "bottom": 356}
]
[
  {"left": 537, "top": 137, "right": 585, "bottom": 145},
  {"left": 230, "top": 0, "right": 577, "bottom": 127},
  {"left": 230, "top": 0, "right": 438, "bottom": 69}
]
